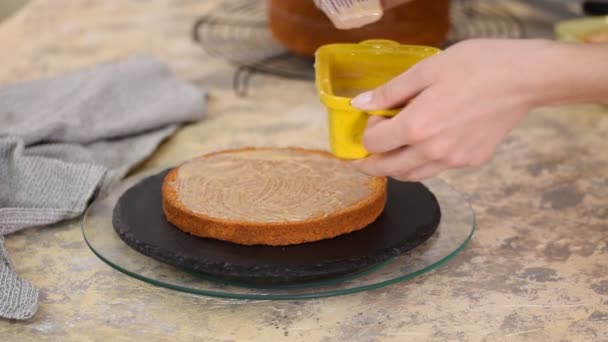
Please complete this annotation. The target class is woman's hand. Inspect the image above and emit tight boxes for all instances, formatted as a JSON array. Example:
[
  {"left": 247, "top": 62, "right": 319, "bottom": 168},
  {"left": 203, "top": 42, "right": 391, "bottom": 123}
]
[{"left": 350, "top": 39, "right": 570, "bottom": 181}]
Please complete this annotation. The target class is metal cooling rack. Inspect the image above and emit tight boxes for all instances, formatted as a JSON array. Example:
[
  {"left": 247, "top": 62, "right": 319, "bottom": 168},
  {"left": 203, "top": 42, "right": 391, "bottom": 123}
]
[{"left": 193, "top": 0, "right": 525, "bottom": 96}]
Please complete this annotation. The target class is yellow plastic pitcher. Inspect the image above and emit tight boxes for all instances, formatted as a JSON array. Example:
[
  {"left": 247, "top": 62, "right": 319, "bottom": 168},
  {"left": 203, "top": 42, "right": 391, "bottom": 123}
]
[{"left": 315, "top": 40, "right": 440, "bottom": 159}]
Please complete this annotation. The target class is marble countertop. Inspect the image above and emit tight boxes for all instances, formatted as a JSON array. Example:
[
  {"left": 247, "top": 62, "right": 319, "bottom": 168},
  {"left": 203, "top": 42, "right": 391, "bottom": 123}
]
[{"left": 0, "top": 0, "right": 607, "bottom": 340}]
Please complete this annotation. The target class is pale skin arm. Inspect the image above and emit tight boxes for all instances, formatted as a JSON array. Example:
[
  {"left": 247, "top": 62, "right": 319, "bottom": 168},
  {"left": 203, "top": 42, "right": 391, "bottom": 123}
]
[{"left": 349, "top": 39, "right": 608, "bottom": 181}]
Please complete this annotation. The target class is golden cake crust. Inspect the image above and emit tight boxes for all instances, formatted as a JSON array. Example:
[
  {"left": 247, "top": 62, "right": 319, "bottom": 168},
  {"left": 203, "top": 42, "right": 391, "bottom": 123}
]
[{"left": 162, "top": 147, "right": 387, "bottom": 246}]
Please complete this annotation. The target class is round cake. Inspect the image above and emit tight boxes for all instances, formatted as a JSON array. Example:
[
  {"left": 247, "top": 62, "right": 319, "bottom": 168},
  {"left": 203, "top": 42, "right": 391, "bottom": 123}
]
[
  {"left": 162, "top": 147, "right": 387, "bottom": 246},
  {"left": 268, "top": 0, "right": 451, "bottom": 56}
]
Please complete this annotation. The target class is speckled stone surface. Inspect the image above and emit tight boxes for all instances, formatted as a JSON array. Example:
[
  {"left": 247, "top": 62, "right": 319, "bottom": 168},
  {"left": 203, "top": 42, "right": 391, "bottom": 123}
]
[{"left": 0, "top": 1, "right": 606, "bottom": 341}]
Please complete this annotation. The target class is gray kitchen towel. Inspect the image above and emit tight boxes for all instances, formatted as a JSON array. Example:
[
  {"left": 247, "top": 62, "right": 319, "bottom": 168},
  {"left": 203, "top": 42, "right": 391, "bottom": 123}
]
[{"left": 0, "top": 55, "right": 206, "bottom": 320}]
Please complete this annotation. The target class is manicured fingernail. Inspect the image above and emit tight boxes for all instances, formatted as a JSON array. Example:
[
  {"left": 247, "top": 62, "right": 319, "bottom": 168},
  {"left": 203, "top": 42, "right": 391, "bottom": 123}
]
[{"left": 351, "top": 91, "right": 373, "bottom": 110}]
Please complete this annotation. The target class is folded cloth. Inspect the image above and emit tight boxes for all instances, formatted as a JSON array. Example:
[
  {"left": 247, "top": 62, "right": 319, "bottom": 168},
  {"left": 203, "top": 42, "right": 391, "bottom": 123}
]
[{"left": 0, "top": 55, "right": 206, "bottom": 320}]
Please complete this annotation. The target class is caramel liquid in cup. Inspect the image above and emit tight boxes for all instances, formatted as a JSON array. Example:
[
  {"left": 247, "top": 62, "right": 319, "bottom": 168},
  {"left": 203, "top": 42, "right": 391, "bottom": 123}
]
[{"left": 314, "top": 0, "right": 384, "bottom": 29}]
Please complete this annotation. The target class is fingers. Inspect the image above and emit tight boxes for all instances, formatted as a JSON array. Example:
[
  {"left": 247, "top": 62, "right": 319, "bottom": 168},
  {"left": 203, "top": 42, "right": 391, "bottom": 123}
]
[
  {"left": 353, "top": 144, "right": 454, "bottom": 181},
  {"left": 405, "top": 162, "right": 448, "bottom": 181},
  {"left": 350, "top": 56, "right": 438, "bottom": 154},
  {"left": 365, "top": 115, "right": 386, "bottom": 131},
  {"left": 361, "top": 89, "right": 441, "bottom": 154},
  {"left": 351, "top": 61, "right": 433, "bottom": 111},
  {"left": 353, "top": 145, "right": 427, "bottom": 178},
  {"left": 353, "top": 128, "right": 470, "bottom": 181}
]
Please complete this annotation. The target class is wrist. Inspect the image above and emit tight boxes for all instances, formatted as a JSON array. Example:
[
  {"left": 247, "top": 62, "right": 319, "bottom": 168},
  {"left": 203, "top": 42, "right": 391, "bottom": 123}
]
[{"left": 528, "top": 41, "right": 608, "bottom": 106}]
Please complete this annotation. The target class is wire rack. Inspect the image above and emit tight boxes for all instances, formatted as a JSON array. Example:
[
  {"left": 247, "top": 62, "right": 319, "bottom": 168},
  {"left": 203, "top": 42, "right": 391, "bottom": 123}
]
[{"left": 193, "top": 0, "right": 525, "bottom": 96}]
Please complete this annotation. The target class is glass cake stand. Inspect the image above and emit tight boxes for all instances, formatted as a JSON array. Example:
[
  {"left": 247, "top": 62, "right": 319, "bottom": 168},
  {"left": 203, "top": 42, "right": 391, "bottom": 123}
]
[{"left": 82, "top": 169, "right": 475, "bottom": 300}]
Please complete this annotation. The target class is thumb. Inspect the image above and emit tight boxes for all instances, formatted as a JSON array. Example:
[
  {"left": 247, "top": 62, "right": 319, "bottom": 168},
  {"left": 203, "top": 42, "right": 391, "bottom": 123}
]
[
  {"left": 366, "top": 115, "right": 386, "bottom": 130},
  {"left": 350, "top": 63, "right": 431, "bottom": 111}
]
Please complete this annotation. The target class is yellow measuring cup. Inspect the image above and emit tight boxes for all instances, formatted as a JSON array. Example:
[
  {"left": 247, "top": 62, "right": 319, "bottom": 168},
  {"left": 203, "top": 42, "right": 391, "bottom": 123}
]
[{"left": 315, "top": 40, "right": 440, "bottom": 159}]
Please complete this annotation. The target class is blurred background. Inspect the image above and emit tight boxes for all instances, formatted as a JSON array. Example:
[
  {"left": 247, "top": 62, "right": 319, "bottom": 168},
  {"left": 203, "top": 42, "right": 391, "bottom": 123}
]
[{"left": 0, "top": 0, "right": 28, "bottom": 23}]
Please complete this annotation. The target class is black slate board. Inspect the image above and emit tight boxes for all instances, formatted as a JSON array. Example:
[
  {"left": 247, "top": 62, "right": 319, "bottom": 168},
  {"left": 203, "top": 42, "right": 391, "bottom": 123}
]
[{"left": 112, "top": 169, "right": 441, "bottom": 285}]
